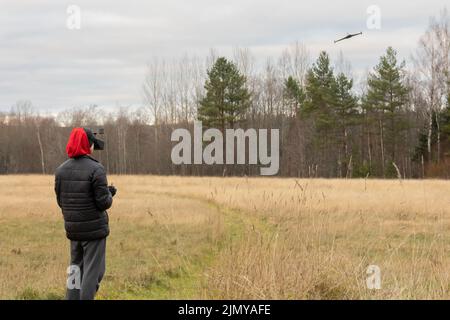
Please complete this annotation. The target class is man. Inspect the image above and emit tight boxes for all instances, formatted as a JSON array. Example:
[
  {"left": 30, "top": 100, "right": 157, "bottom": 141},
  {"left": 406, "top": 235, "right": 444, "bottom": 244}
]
[{"left": 55, "top": 127, "right": 117, "bottom": 300}]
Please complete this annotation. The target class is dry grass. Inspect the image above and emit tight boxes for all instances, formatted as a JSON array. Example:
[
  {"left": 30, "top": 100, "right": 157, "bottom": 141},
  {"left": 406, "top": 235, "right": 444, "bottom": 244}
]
[
  {"left": 0, "top": 175, "right": 449, "bottom": 299},
  {"left": 0, "top": 175, "right": 225, "bottom": 299}
]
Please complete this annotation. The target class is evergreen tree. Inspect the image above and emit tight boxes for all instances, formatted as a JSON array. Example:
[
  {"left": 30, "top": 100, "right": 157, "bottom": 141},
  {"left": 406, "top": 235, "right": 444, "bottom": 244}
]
[
  {"left": 363, "top": 47, "right": 409, "bottom": 177},
  {"left": 303, "top": 51, "right": 337, "bottom": 130},
  {"left": 198, "top": 57, "right": 250, "bottom": 130},
  {"left": 442, "top": 93, "right": 450, "bottom": 137},
  {"left": 283, "top": 76, "right": 305, "bottom": 116},
  {"left": 303, "top": 51, "right": 360, "bottom": 176},
  {"left": 334, "top": 73, "right": 359, "bottom": 120},
  {"left": 333, "top": 72, "right": 359, "bottom": 176},
  {"left": 413, "top": 131, "right": 429, "bottom": 163}
]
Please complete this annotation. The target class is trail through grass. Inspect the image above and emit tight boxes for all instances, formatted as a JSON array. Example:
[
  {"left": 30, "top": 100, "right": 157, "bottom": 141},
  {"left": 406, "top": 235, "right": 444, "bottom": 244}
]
[{"left": 0, "top": 177, "right": 267, "bottom": 299}]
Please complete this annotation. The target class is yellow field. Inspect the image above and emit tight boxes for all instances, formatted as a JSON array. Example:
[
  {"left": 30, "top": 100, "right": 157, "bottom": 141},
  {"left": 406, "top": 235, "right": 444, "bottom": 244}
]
[{"left": 0, "top": 175, "right": 449, "bottom": 299}]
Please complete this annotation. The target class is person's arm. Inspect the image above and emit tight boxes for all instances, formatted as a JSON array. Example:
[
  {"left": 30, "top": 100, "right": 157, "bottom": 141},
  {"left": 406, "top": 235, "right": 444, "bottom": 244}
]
[
  {"left": 54, "top": 174, "right": 62, "bottom": 208},
  {"left": 92, "top": 166, "right": 113, "bottom": 211}
]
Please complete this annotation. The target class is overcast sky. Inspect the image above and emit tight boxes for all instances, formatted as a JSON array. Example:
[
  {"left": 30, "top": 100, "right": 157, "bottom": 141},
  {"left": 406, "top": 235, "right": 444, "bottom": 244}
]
[{"left": 0, "top": 0, "right": 448, "bottom": 113}]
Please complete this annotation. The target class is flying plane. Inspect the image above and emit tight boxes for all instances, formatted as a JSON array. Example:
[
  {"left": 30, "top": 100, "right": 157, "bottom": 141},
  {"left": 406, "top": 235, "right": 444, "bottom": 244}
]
[{"left": 334, "top": 32, "right": 363, "bottom": 43}]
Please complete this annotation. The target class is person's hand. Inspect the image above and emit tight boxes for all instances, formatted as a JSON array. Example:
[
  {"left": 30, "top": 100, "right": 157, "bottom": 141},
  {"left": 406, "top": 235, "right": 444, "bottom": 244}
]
[{"left": 108, "top": 185, "right": 117, "bottom": 197}]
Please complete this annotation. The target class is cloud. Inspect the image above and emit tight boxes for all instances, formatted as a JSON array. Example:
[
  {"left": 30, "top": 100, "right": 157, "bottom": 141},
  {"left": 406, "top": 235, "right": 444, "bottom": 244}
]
[{"left": 0, "top": 0, "right": 448, "bottom": 111}]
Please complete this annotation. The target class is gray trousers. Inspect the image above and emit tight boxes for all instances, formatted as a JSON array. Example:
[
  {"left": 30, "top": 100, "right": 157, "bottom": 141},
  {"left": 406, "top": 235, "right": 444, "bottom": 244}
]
[{"left": 66, "top": 238, "right": 106, "bottom": 300}]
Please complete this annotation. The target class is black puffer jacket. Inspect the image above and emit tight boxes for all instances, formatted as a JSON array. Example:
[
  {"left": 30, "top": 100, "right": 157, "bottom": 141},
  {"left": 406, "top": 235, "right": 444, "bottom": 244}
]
[{"left": 55, "top": 155, "right": 112, "bottom": 241}]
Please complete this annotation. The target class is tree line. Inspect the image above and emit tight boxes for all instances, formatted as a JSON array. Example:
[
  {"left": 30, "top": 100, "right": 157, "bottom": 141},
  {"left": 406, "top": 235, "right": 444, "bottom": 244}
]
[{"left": 1, "top": 10, "right": 449, "bottom": 178}]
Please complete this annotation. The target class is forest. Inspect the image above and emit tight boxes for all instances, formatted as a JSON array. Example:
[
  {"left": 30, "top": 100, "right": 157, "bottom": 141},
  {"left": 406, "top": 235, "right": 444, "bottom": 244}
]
[{"left": 0, "top": 11, "right": 449, "bottom": 178}]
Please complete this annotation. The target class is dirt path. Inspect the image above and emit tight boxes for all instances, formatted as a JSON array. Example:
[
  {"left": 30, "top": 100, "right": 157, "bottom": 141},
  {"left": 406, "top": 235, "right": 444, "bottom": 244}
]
[{"left": 144, "top": 190, "right": 271, "bottom": 299}]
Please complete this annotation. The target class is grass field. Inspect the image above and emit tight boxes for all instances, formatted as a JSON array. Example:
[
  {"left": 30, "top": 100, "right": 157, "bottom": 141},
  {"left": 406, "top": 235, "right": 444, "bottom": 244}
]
[{"left": 0, "top": 175, "right": 449, "bottom": 299}]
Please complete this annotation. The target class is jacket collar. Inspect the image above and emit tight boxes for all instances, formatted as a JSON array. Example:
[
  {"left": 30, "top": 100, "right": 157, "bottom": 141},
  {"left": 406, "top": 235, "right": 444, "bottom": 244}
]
[
  {"left": 86, "top": 155, "right": 99, "bottom": 163},
  {"left": 74, "top": 155, "right": 99, "bottom": 163}
]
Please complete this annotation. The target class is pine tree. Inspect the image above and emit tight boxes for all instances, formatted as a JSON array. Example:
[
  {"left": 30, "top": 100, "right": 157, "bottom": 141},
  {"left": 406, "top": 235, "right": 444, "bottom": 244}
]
[
  {"left": 333, "top": 72, "right": 359, "bottom": 177},
  {"left": 442, "top": 92, "right": 450, "bottom": 137},
  {"left": 198, "top": 57, "right": 250, "bottom": 130},
  {"left": 283, "top": 76, "right": 305, "bottom": 117},
  {"left": 363, "top": 47, "right": 409, "bottom": 177},
  {"left": 334, "top": 73, "right": 358, "bottom": 120},
  {"left": 303, "top": 51, "right": 359, "bottom": 176},
  {"left": 303, "top": 51, "right": 337, "bottom": 130}
]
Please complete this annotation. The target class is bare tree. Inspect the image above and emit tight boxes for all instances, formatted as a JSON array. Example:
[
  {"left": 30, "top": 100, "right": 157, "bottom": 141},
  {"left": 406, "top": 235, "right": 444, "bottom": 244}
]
[
  {"left": 143, "top": 58, "right": 165, "bottom": 125},
  {"left": 278, "top": 42, "right": 310, "bottom": 87},
  {"left": 412, "top": 9, "right": 450, "bottom": 162}
]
